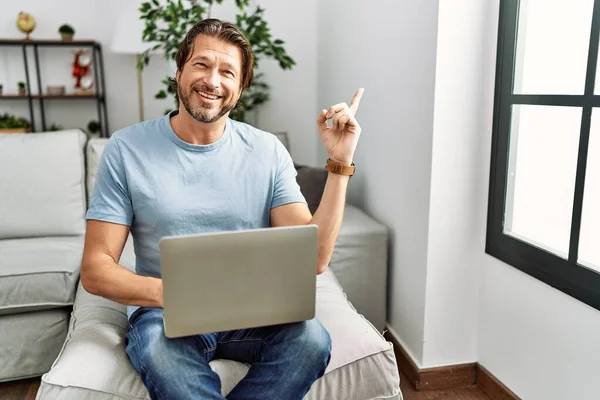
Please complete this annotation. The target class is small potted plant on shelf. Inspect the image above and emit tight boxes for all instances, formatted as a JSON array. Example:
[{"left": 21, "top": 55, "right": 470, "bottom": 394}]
[
  {"left": 0, "top": 113, "right": 31, "bottom": 134},
  {"left": 58, "top": 24, "right": 75, "bottom": 41},
  {"left": 87, "top": 120, "right": 100, "bottom": 137},
  {"left": 17, "top": 81, "right": 26, "bottom": 96},
  {"left": 48, "top": 123, "right": 63, "bottom": 131},
  {"left": 0, "top": 84, "right": 3, "bottom": 95}
]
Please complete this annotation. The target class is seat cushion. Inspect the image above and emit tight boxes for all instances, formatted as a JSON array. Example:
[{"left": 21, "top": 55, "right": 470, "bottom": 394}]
[
  {"left": 38, "top": 268, "right": 401, "bottom": 399},
  {"left": 0, "top": 130, "right": 87, "bottom": 239},
  {"left": 0, "top": 236, "right": 83, "bottom": 315},
  {"left": 0, "top": 308, "right": 70, "bottom": 382}
]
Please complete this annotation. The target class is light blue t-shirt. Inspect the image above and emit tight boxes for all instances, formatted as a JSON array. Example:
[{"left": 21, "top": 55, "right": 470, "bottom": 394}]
[{"left": 86, "top": 111, "right": 306, "bottom": 318}]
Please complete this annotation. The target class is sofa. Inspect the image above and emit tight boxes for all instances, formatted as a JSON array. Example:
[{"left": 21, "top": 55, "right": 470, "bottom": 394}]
[{"left": 0, "top": 129, "right": 401, "bottom": 399}]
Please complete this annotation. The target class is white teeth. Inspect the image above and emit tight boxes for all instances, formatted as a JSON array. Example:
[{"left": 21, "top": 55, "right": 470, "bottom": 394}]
[{"left": 197, "top": 91, "right": 218, "bottom": 100}]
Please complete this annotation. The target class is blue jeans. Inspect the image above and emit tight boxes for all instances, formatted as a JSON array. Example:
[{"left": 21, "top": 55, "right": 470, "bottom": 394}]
[{"left": 124, "top": 307, "right": 332, "bottom": 399}]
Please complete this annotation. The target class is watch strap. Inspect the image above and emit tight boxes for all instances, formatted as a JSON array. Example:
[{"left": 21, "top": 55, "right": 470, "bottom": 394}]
[{"left": 325, "top": 158, "right": 355, "bottom": 176}]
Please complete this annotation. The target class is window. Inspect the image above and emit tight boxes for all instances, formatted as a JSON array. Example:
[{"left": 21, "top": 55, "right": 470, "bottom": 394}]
[{"left": 488, "top": 0, "right": 600, "bottom": 310}]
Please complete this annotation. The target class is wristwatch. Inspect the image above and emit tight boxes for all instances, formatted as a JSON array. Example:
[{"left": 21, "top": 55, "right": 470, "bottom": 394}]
[{"left": 325, "top": 158, "right": 355, "bottom": 176}]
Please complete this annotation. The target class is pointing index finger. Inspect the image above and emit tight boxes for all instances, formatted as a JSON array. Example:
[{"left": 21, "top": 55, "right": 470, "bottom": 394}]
[{"left": 349, "top": 88, "right": 364, "bottom": 115}]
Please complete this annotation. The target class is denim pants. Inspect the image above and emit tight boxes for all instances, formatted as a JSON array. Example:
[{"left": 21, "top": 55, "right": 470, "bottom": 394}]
[{"left": 124, "top": 307, "right": 332, "bottom": 399}]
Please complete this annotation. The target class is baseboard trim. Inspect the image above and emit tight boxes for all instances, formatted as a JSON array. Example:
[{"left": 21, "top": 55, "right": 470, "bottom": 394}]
[
  {"left": 383, "top": 328, "right": 520, "bottom": 398},
  {"left": 476, "top": 364, "right": 520, "bottom": 400}
]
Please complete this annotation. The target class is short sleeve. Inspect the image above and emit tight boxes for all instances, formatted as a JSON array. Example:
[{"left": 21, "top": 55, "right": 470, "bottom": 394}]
[
  {"left": 86, "top": 137, "right": 133, "bottom": 226},
  {"left": 271, "top": 140, "right": 307, "bottom": 209}
]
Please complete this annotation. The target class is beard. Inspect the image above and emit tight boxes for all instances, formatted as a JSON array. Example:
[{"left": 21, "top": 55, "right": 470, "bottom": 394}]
[{"left": 178, "top": 83, "right": 235, "bottom": 123}]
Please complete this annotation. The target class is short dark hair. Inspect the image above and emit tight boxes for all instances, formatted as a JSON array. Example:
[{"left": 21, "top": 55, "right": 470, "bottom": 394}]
[{"left": 169, "top": 18, "right": 254, "bottom": 93}]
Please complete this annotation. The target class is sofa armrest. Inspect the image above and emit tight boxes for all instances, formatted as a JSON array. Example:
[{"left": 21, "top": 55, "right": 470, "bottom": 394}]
[{"left": 329, "top": 205, "right": 388, "bottom": 332}]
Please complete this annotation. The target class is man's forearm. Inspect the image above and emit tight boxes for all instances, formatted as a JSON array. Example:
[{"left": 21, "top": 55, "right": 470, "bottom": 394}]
[
  {"left": 81, "top": 258, "right": 163, "bottom": 308},
  {"left": 310, "top": 172, "right": 350, "bottom": 274}
]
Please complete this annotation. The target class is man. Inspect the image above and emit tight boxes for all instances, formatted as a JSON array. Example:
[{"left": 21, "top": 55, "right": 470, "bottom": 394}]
[{"left": 81, "top": 18, "right": 363, "bottom": 400}]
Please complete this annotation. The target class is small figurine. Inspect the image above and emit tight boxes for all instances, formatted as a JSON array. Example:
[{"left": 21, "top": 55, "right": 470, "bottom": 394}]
[{"left": 72, "top": 50, "right": 92, "bottom": 91}]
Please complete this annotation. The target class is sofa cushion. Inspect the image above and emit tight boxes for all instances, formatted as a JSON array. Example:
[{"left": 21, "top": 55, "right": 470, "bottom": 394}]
[
  {"left": 86, "top": 138, "right": 108, "bottom": 204},
  {"left": 295, "top": 165, "right": 327, "bottom": 215},
  {"left": 0, "top": 130, "right": 87, "bottom": 239},
  {"left": 0, "top": 236, "right": 83, "bottom": 315},
  {"left": 0, "top": 308, "right": 70, "bottom": 382},
  {"left": 38, "top": 269, "right": 400, "bottom": 399}
]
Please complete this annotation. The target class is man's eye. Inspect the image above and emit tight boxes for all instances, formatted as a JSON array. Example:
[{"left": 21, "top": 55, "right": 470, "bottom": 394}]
[
  {"left": 195, "top": 62, "right": 207, "bottom": 68},
  {"left": 224, "top": 71, "right": 234, "bottom": 77}
]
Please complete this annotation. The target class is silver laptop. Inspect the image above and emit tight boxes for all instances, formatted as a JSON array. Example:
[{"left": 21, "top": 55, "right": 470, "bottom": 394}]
[{"left": 159, "top": 225, "right": 318, "bottom": 338}]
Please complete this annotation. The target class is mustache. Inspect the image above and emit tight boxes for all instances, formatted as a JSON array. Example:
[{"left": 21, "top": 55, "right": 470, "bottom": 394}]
[{"left": 191, "top": 84, "right": 224, "bottom": 97}]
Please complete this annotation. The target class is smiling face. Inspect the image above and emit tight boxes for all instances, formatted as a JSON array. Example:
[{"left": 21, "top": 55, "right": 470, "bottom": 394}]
[{"left": 176, "top": 35, "right": 243, "bottom": 123}]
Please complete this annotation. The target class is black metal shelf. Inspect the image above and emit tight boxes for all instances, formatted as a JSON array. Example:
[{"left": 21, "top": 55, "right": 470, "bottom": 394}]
[
  {"left": 0, "top": 38, "right": 98, "bottom": 47},
  {"left": 0, "top": 94, "right": 103, "bottom": 100},
  {"left": 0, "top": 38, "right": 109, "bottom": 137}
]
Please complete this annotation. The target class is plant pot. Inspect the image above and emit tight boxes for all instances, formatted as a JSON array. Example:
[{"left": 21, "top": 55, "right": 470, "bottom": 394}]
[
  {"left": 0, "top": 128, "right": 29, "bottom": 134},
  {"left": 18, "top": 88, "right": 26, "bottom": 96},
  {"left": 61, "top": 33, "right": 73, "bottom": 42}
]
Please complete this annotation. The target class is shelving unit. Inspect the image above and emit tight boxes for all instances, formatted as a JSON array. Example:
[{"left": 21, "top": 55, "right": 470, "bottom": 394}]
[{"left": 0, "top": 38, "right": 109, "bottom": 137}]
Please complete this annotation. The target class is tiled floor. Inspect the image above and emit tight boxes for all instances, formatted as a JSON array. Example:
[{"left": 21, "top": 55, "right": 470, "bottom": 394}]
[{"left": 1, "top": 373, "right": 491, "bottom": 400}]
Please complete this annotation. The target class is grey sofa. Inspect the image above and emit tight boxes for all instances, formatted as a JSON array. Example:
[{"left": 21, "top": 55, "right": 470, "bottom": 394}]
[{"left": 0, "top": 129, "right": 401, "bottom": 399}]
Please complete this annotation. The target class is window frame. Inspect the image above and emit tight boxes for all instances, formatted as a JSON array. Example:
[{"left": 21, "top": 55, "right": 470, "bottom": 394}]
[{"left": 487, "top": 0, "right": 600, "bottom": 310}]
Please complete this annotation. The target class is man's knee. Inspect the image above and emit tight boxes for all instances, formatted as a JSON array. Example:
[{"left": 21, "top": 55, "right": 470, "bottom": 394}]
[
  {"left": 286, "top": 319, "right": 332, "bottom": 370},
  {"left": 126, "top": 315, "right": 170, "bottom": 372}
]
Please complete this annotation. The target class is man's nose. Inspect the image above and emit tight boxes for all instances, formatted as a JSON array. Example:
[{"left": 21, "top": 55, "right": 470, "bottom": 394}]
[{"left": 204, "top": 69, "right": 221, "bottom": 89}]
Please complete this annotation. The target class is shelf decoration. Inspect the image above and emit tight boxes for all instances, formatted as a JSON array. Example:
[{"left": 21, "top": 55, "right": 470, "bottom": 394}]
[
  {"left": 18, "top": 81, "right": 26, "bottom": 96},
  {"left": 0, "top": 113, "right": 30, "bottom": 134},
  {"left": 16, "top": 12, "right": 36, "bottom": 40},
  {"left": 72, "top": 49, "right": 94, "bottom": 94},
  {"left": 58, "top": 24, "right": 75, "bottom": 41}
]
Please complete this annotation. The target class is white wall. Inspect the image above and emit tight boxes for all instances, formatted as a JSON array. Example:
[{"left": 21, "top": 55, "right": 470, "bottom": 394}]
[
  {"left": 317, "top": 0, "right": 440, "bottom": 363},
  {"left": 422, "top": 0, "right": 486, "bottom": 367},
  {"left": 0, "top": 0, "right": 318, "bottom": 165},
  {"left": 474, "top": 2, "right": 600, "bottom": 399}
]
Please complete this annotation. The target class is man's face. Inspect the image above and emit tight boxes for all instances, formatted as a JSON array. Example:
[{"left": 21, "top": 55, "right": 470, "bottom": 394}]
[{"left": 177, "top": 35, "right": 242, "bottom": 123}]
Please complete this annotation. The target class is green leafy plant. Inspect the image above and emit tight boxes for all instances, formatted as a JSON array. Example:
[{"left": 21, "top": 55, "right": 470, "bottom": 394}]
[
  {"left": 17, "top": 81, "right": 26, "bottom": 95},
  {"left": 87, "top": 120, "right": 100, "bottom": 134},
  {"left": 138, "top": 0, "right": 295, "bottom": 122},
  {"left": 58, "top": 24, "right": 75, "bottom": 35},
  {"left": 48, "top": 123, "right": 63, "bottom": 131},
  {"left": 0, "top": 113, "right": 30, "bottom": 129}
]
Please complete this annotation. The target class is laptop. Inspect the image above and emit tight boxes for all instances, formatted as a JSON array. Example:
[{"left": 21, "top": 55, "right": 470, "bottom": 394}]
[{"left": 159, "top": 225, "right": 318, "bottom": 338}]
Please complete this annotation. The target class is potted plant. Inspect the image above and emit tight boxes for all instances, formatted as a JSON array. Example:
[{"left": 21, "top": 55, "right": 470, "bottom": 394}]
[
  {"left": 58, "top": 24, "right": 75, "bottom": 41},
  {"left": 48, "top": 123, "right": 63, "bottom": 131},
  {"left": 87, "top": 120, "right": 100, "bottom": 136},
  {"left": 0, "top": 113, "right": 31, "bottom": 133},
  {"left": 0, "top": 84, "right": 3, "bottom": 95},
  {"left": 17, "top": 81, "right": 26, "bottom": 96}
]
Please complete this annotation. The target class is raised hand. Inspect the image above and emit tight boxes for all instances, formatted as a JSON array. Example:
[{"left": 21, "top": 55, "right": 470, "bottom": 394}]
[{"left": 316, "top": 88, "right": 364, "bottom": 166}]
